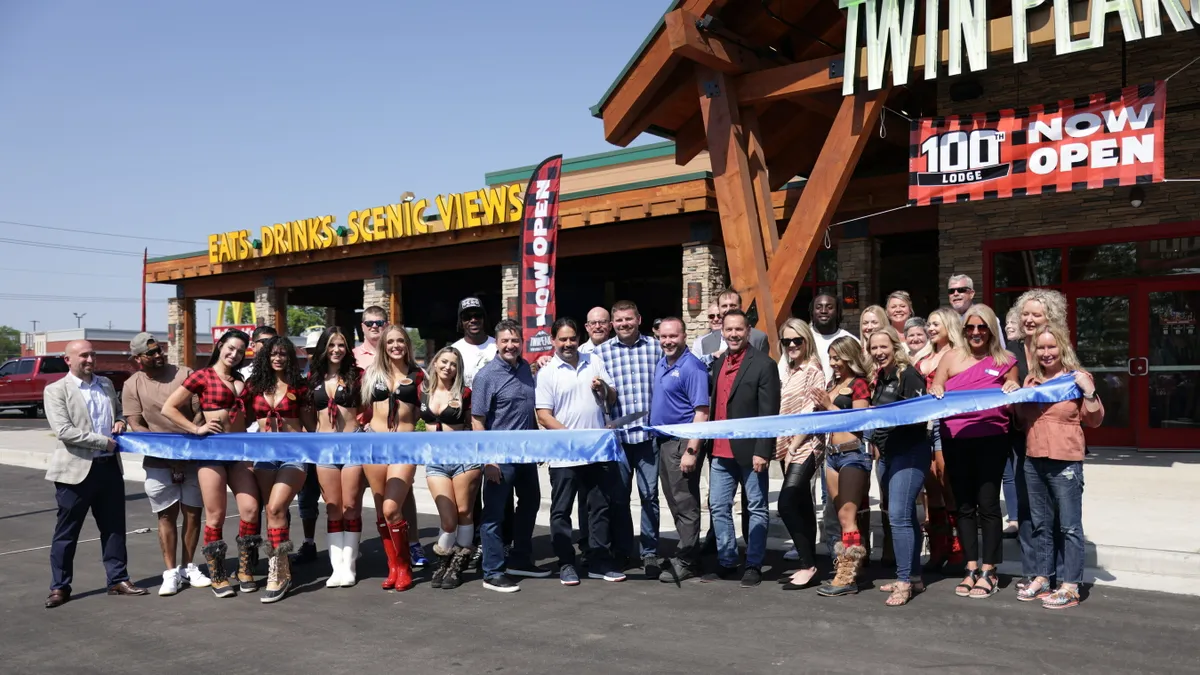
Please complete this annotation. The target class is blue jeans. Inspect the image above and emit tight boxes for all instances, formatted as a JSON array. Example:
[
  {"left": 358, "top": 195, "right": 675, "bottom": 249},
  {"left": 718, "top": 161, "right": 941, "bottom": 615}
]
[
  {"left": 708, "top": 456, "right": 769, "bottom": 569},
  {"left": 1009, "top": 441, "right": 1037, "bottom": 577},
  {"left": 611, "top": 440, "right": 660, "bottom": 558},
  {"left": 1024, "top": 457, "right": 1085, "bottom": 583},
  {"left": 481, "top": 463, "right": 540, "bottom": 578},
  {"left": 881, "top": 441, "right": 931, "bottom": 582}
]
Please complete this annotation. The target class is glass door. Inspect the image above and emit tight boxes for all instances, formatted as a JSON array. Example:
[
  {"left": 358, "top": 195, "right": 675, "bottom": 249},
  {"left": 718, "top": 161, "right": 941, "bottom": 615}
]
[
  {"left": 1139, "top": 280, "right": 1200, "bottom": 449},
  {"left": 1072, "top": 286, "right": 1137, "bottom": 447}
]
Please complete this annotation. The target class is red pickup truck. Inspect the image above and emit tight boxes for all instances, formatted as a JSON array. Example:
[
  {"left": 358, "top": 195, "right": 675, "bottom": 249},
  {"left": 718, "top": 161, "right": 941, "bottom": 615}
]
[{"left": 0, "top": 356, "right": 131, "bottom": 418}]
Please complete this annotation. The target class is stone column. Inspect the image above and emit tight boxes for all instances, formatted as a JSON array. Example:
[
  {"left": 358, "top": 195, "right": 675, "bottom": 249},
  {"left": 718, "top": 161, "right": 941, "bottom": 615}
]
[
  {"left": 166, "top": 293, "right": 195, "bottom": 368},
  {"left": 500, "top": 264, "right": 519, "bottom": 321},
  {"left": 681, "top": 243, "right": 727, "bottom": 344},
  {"left": 837, "top": 237, "right": 874, "bottom": 333},
  {"left": 254, "top": 285, "right": 287, "bottom": 334}
]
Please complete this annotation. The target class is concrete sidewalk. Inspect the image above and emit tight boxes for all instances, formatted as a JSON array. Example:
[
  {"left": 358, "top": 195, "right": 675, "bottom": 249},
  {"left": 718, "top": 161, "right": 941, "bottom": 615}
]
[{"left": 3, "top": 428, "right": 1197, "bottom": 595}]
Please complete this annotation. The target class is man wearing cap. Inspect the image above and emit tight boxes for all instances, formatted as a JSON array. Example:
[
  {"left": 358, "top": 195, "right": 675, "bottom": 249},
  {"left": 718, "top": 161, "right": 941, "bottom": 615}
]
[
  {"left": 451, "top": 296, "right": 497, "bottom": 388},
  {"left": 122, "top": 333, "right": 211, "bottom": 596}
]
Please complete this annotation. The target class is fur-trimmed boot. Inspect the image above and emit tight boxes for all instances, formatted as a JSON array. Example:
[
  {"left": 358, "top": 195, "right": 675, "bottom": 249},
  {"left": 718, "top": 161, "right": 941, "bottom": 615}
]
[
  {"left": 378, "top": 519, "right": 398, "bottom": 590},
  {"left": 816, "top": 543, "right": 866, "bottom": 597},
  {"left": 202, "top": 541, "right": 236, "bottom": 599},
  {"left": 430, "top": 543, "right": 453, "bottom": 589},
  {"left": 440, "top": 546, "right": 472, "bottom": 590},
  {"left": 260, "top": 541, "right": 293, "bottom": 604},
  {"left": 386, "top": 520, "right": 414, "bottom": 592},
  {"left": 235, "top": 535, "right": 262, "bottom": 593}
]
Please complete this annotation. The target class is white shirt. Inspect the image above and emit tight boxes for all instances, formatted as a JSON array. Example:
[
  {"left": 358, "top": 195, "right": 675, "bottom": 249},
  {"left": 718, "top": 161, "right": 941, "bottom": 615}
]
[
  {"left": 68, "top": 373, "right": 114, "bottom": 456},
  {"left": 811, "top": 327, "right": 856, "bottom": 383},
  {"left": 535, "top": 352, "right": 613, "bottom": 468},
  {"left": 579, "top": 338, "right": 607, "bottom": 355},
  {"left": 452, "top": 336, "right": 497, "bottom": 388}
]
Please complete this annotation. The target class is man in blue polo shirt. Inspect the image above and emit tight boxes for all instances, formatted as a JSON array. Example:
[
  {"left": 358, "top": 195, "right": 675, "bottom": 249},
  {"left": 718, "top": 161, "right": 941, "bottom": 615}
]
[
  {"left": 649, "top": 317, "right": 710, "bottom": 583},
  {"left": 471, "top": 320, "right": 553, "bottom": 593}
]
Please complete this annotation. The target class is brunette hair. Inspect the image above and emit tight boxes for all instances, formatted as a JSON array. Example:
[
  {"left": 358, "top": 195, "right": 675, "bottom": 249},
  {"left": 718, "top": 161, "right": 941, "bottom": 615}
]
[
  {"left": 610, "top": 300, "right": 639, "bottom": 316},
  {"left": 207, "top": 329, "right": 249, "bottom": 369},
  {"left": 960, "top": 304, "right": 1013, "bottom": 366},
  {"left": 828, "top": 335, "right": 870, "bottom": 381},
  {"left": 779, "top": 317, "right": 817, "bottom": 367},
  {"left": 1027, "top": 323, "right": 1085, "bottom": 382},
  {"left": 494, "top": 319, "right": 522, "bottom": 339},
  {"left": 551, "top": 316, "right": 580, "bottom": 339},
  {"left": 247, "top": 336, "right": 304, "bottom": 396},
  {"left": 361, "top": 324, "right": 420, "bottom": 405},
  {"left": 307, "top": 326, "right": 359, "bottom": 400}
]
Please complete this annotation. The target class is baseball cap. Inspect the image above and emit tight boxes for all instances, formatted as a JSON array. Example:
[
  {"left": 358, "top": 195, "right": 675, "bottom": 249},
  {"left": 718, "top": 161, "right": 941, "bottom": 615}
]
[
  {"left": 305, "top": 332, "right": 321, "bottom": 349},
  {"left": 129, "top": 332, "right": 157, "bottom": 356},
  {"left": 458, "top": 297, "right": 484, "bottom": 316}
]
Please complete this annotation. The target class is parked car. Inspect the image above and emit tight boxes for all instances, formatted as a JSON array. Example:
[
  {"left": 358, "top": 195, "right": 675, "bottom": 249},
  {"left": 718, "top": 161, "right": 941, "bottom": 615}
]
[{"left": 0, "top": 356, "right": 132, "bottom": 418}]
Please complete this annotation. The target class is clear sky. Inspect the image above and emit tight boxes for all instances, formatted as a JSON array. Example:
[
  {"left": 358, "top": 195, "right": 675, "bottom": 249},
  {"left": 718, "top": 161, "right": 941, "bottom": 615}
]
[{"left": 0, "top": 0, "right": 669, "bottom": 335}]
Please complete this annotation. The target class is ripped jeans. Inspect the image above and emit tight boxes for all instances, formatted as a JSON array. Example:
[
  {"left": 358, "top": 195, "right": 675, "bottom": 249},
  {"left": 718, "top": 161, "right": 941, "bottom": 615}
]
[{"left": 1024, "top": 457, "right": 1084, "bottom": 584}]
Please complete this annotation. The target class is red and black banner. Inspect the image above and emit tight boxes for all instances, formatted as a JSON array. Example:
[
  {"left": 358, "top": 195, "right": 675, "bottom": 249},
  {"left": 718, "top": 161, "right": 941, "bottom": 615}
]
[
  {"left": 908, "top": 82, "right": 1166, "bottom": 206},
  {"left": 518, "top": 155, "right": 563, "bottom": 362}
]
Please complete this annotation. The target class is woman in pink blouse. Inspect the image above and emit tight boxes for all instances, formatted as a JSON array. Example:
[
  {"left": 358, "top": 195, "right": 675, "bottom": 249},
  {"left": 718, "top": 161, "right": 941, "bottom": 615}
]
[
  {"left": 775, "top": 319, "right": 826, "bottom": 590},
  {"left": 1015, "top": 324, "right": 1103, "bottom": 610}
]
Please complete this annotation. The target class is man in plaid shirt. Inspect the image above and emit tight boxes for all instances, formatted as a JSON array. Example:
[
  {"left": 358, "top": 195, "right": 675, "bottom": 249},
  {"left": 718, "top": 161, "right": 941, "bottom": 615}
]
[{"left": 594, "top": 300, "right": 662, "bottom": 576}]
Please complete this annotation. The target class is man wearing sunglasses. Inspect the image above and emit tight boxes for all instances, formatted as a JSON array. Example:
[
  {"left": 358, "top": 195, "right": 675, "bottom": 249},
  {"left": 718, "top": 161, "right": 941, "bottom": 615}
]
[
  {"left": 353, "top": 306, "right": 388, "bottom": 370},
  {"left": 122, "top": 333, "right": 211, "bottom": 596},
  {"left": 947, "top": 275, "right": 1005, "bottom": 347},
  {"left": 690, "top": 301, "right": 721, "bottom": 358},
  {"left": 451, "top": 297, "right": 497, "bottom": 388}
]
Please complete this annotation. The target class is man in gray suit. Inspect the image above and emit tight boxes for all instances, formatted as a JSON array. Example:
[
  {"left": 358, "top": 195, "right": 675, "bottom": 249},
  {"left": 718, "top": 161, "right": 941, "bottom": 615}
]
[
  {"left": 694, "top": 289, "right": 770, "bottom": 360},
  {"left": 43, "top": 340, "right": 147, "bottom": 608}
]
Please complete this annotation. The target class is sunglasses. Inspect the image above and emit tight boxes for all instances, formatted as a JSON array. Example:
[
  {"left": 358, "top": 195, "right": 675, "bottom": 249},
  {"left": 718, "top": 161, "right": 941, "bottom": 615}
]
[
  {"left": 964, "top": 324, "right": 990, "bottom": 333},
  {"left": 707, "top": 314, "right": 718, "bottom": 320},
  {"left": 780, "top": 337, "right": 805, "bottom": 348},
  {"left": 363, "top": 320, "right": 386, "bottom": 328},
  {"left": 948, "top": 287, "right": 973, "bottom": 295},
  {"left": 141, "top": 347, "right": 163, "bottom": 357},
  {"left": 461, "top": 312, "right": 485, "bottom": 321}
]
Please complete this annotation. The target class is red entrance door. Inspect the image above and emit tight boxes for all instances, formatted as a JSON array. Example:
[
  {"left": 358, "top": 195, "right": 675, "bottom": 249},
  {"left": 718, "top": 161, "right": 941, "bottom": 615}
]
[{"left": 1072, "top": 279, "right": 1200, "bottom": 449}]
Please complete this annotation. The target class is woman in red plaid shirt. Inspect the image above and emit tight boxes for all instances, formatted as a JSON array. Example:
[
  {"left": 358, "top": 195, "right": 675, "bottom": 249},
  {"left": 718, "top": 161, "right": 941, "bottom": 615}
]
[{"left": 162, "top": 329, "right": 260, "bottom": 599}]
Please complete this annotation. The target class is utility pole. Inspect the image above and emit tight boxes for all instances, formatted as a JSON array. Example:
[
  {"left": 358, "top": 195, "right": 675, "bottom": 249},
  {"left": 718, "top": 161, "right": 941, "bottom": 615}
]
[
  {"left": 207, "top": 307, "right": 212, "bottom": 331},
  {"left": 73, "top": 312, "right": 86, "bottom": 328},
  {"left": 107, "top": 321, "right": 113, "bottom": 329},
  {"left": 30, "top": 320, "right": 39, "bottom": 333}
]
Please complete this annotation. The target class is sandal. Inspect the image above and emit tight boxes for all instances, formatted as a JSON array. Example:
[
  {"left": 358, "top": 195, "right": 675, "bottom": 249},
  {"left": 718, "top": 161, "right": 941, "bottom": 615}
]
[
  {"left": 1042, "top": 586, "right": 1080, "bottom": 610},
  {"left": 1016, "top": 578, "right": 1051, "bottom": 602},
  {"left": 885, "top": 581, "right": 916, "bottom": 607},
  {"left": 969, "top": 570, "right": 1000, "bottom": 599},
  {"left": 955, "top": 569, "right": 979, "bottom": 597},
  {"left": 880, "top": 580, "right": 925, "bottom": 593}
]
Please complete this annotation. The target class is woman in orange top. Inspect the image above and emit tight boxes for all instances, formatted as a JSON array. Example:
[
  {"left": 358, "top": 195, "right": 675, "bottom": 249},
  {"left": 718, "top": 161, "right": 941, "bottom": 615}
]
[
  {"left": 775, "top": 318, "right": 826, "bottom": 590},
  {"left": 1015, "top": 324, "right": 1103, "bottom": 610}
]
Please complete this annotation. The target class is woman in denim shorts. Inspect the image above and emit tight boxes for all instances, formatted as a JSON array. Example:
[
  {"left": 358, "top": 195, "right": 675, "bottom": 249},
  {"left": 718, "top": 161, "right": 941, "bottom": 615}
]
[
  {"left": 419, "top": 347, "right": 482, "bottom": 590},
  {"left": 815, "top": 336, "right": 874, "bottom": 598},
  {"left": 307, "top": 326, "right": 367, "bottom": 588},
  {"left": 246, "top": 337, "right": 315, "bottom": 604}
]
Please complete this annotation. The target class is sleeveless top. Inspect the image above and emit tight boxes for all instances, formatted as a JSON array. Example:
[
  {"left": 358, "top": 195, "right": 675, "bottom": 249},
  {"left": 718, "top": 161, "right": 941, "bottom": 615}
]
[
  {"left": 831, "top": 377, "right": 871, "bottom": 411},
  {"left": 310, "top": 367, "right": 362, "bottom": 424},
  {"left": 182, "top": 367, "right": 247, "bottom": 419},
  {"left": 940, "top": 355, "right": 1013, "bottom": 439},
  {"left": 419, "top": 388, "right": 472, "bottom": 430},
  {"left": 369, "top": 369, "right": 425, "bottom": 429},
  {"left": 249, "top": 383, "right": 310, "bottom": 432}
]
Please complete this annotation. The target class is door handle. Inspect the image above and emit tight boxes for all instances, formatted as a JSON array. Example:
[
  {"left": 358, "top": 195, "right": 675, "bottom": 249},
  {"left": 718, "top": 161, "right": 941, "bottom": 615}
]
[{"left": 1127, "top": 357, "right": 1149, "bottom": 376}]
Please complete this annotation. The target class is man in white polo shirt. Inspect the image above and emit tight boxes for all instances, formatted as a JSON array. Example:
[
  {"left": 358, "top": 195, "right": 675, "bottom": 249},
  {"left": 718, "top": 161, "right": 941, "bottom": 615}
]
[{"left": 535, "top": 316, "right": 625, "bottom": 586}]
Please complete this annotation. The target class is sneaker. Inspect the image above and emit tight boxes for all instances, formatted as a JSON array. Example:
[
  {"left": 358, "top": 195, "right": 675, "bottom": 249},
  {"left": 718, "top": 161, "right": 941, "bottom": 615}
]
[
  {"left": 643, "top": 556, "right": 661, "bottom": 580},
  {"left": 657, "top": 558, "right": 697, "bottom": 584},
  {"left": 468, "top": 546, "right": 483, "bottom": 572},
  {"left": 587, "top": 567, "right": 626, "bottom": 582},
  {"left": 700, "top": 565, "right": 739, "bottom": 583},
  {"left": 740, "top": 567, "right": 762, "bottom": 588},
  {"left": 559, "top": 564, "right": 581, "bottom": 586},
  {"left": 507, "top": 557, "right": 553, "bottom": 579},
  {"left": 482, "top": 574, "right": 521, "bottom": 594},
  {"left": 410, "top": 543, "right": 428, "bottom": 569},
  {"left": 783, "top": 546, "right": 800, "bottom": 561},
  {"left": 181, "top": 563, "right": 211, "bottom": 588},
  {"left": 290, "top": 540, "right": 317, "bottom": 565},
  {"left": 158, "top": 569, "right": 181, "bottom": 597}
]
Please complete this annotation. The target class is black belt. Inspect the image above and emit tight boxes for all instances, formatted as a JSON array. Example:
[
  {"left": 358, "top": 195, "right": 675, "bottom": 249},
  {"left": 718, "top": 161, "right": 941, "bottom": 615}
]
[
  {"left": 93, "top": 454, "right": 116, "bottom": 463},
  {"left": 826, "top": 440, "right": 862, "bottom": 455}
]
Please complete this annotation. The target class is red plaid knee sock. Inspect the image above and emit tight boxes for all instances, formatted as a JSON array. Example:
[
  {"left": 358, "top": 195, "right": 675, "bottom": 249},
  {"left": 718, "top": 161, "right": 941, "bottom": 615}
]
[
  {"left": 267, "top": 527, "right": 289, "bottom": 550},
  {"left": 344, "top": 518, "right": 362, "bottom": 533},
  {"left": 327, "top": 519, "right": 345, "bottom": 534},
  {"left": 238, "top": 519, "right": 258, "bottom": 537},
  {"left": 842, "top": 530, "right": 862, "bottom": 548},
  {"left": 204, "top": 525, "right": 223, "bottom": 545}
]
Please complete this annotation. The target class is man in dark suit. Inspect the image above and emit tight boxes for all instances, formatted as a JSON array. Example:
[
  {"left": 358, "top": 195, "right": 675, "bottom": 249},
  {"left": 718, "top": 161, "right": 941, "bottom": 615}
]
[
  {"left": 700, "top": 310, "right": 780, "bottom": 588},
  {"left": 43, "top": 340, "right": 148, "bottom": 608}
]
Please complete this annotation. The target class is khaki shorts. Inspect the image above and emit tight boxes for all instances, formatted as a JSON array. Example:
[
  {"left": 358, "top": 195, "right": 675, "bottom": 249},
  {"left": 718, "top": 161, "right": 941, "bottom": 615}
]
[{"left": 144, "top": 467, "right": 202, "bottom": 513}]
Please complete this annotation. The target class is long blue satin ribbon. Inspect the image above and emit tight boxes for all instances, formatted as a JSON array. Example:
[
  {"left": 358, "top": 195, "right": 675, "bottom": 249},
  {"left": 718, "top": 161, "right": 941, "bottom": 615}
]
[{"left": 118, "top": 376, "right": 1080, "bottom": 463}]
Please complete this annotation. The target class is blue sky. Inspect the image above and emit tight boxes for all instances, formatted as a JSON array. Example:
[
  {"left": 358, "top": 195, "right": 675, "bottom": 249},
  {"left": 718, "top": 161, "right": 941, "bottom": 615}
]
[{"left": 0, "top": 0, "right": 668, "bottom": 335}]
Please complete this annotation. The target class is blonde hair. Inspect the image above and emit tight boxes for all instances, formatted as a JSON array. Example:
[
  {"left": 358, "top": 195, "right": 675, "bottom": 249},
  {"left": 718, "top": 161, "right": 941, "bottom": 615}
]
[
  {"left": 1014, "top": 288, "right": 1068, "bottom": 335},
  {"left": 361, "top": 324, "right": 421, "bottom": 405},
  {"left": 959, "top": 304, "right": 1013, "bottom": 366},
  {"left": 927, "top": 307, "right": 964, "bottom": 350},
  {"left": 779, "top": 317, "right": 816, "bottom": 367},
  {"left": 1028, "top": 324, "right": 1085, "bottom": 382},
  {"left": 860, "top": 305, "right": 887, "bottom": 336},
  {"left": 867, "top": 326, "right": 913, "bottom": 378},
  {"left": 828, "top": 335, "right": 870, "bottom": 381},
  {"left": 886, "top": 291, "right": 914, "bottom": 324},
  {"left": 424, "top": 346, "right": 466, "bottom": 407}
]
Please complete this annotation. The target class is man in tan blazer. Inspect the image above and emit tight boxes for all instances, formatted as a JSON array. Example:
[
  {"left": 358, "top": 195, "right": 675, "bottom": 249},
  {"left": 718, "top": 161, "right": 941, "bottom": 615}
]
[{"left": 43, "top": 339, "right": 147, "bottom": 608}]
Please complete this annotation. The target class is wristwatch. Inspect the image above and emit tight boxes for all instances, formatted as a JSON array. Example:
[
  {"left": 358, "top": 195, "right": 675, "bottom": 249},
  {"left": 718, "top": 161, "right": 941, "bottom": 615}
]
[
  {"left": 685, "top": 446, "right": 698, "bottom": 456},
  {"left": 1083, "top": 391, "right": 1097, "bottom": 400}
]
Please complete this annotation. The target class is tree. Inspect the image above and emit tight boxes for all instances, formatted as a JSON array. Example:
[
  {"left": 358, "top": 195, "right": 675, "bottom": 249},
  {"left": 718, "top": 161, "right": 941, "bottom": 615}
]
[
  {"left": 0, "top": 325, "right": 22, "bottom": 361},
  {"left": 288, "top": 305, "right": 326, "bottom": 335}
]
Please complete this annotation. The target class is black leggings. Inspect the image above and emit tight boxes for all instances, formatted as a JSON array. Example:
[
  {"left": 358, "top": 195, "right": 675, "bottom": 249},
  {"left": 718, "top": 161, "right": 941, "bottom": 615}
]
[
  {"left": 777, "top": 455, "right": 819, "bottom": 569},
  {"left": 942, "top": 433, "right": 1009, "bottom": 566}
]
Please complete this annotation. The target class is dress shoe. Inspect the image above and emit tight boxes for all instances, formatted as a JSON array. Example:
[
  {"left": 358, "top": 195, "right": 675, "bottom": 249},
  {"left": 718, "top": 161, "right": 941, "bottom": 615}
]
[
  {"left": 107, "top": 580, "right": 148, "bottom": 596},
  {"left": 45, "top": 589, "right": 70, "bottom": 609}
]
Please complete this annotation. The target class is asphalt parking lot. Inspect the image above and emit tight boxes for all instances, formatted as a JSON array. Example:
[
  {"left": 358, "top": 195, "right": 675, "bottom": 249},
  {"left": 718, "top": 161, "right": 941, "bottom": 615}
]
[{"left": 1, "top": 463, "right": 1197, "bottom": 675}]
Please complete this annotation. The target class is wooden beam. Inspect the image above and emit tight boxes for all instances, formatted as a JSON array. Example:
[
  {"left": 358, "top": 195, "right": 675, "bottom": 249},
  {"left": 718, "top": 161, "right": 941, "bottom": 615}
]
[
  {"left": 674, "top": 112, "right": 707, "bottom": 165},
  {"left": 695, "top": 65, "right": 777, "bottom": 353},
  {"left": 181, "top": 298, "right": 196, "bottom": 370},
  {"left": 741, "top": 106, "right": 779, "bottom": 263},
  {"left": 390, "top": 277, "right": 403, "bottom": 326},
  {"left": 769, "top": 88, "right": 888, "bottom": 325},
  {"left": 665, "top": 8, "right": 767, "bottom": 74},
  {"left": 735, "top": 7, "right": 1102, "bottom": 106}
]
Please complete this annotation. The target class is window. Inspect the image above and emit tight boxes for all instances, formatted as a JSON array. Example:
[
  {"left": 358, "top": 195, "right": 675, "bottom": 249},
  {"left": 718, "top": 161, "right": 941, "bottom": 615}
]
[
  {"left": 0, "top": 361, "right": 16, "bottom": 377},
  {"left": 39, "top": 357, "right": 68, "bottom": 374},
  {"left": 993, "top": 248, "right": 1060, "bottom": 288},
  {"left": 15, "top": 359, "right": 34, "bottom": 375}
]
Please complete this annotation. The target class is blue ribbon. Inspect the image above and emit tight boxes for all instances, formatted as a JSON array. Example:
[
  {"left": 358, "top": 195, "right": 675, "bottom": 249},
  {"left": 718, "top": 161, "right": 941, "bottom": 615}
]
[{"left": 118, "top": 376, "right": 1080, "bottom": 463}]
